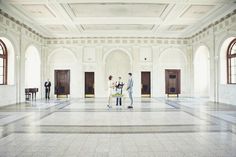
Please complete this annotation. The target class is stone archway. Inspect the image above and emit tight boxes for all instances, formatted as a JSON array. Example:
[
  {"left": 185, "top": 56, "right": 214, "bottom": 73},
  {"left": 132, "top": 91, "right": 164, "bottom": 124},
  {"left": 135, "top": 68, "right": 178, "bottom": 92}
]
[
  {"left": 158, "top": 48, "right": 187, "bottom": 96},
  {"left": 194, "top": 45, "right": 210, "bottom": 97},
  {"left": 47, "top": 48, "right": 80, "bottom": 98},
  {"left": 0, "top": 37, "right": 15, "bottom": 85},
  {"left": 219, "top": 37, "right": 235, "bottom": 84},
  {"left": 105, "top": 49, "right": 132, "bottom": 84},
  {"left": 25, "top": 45, "right": 40, "bottom": 88}
]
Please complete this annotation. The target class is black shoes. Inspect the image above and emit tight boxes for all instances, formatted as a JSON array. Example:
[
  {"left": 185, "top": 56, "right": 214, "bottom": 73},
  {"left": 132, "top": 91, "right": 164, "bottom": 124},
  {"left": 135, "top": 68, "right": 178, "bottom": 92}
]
[{"left": 108, "top": 105, "right": 132, "bottom": 109}]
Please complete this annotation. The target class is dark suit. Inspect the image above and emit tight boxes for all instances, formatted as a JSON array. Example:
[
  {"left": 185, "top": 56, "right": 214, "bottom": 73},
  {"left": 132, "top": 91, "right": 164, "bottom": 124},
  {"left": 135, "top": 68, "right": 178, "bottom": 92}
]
[
  {"left": 115, "top": 82, "right": 123, "bottom": 106},
  {"left": 44, "top": 81, "right": 51, "bottom": 99}
]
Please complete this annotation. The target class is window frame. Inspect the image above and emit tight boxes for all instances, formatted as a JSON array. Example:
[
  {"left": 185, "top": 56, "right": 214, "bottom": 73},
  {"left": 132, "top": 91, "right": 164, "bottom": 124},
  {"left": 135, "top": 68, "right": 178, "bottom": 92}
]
[
  {"left": 227, "top": 38, "right": 236, "bottom": 84},
  {"left": 0, "top": 39, "right": 8, "bottom": 85}
]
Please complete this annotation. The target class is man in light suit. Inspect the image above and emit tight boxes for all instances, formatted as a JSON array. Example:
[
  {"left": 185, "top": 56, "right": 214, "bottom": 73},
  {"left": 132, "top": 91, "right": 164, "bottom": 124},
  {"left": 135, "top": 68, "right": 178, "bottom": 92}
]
[{"left": 127, "top": 73, "right": 133, "bottom": 109}]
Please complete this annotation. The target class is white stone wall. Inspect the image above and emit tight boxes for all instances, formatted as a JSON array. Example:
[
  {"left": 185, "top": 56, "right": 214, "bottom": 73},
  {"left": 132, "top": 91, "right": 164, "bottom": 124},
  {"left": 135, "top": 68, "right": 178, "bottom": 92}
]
[
  {"left": 192, "top": 13, "right": 236, "bottom": 105},
  {"left": 0, "top": 85, "right": 16, "bottom": 106},
  {"left": 219, "top": 84, "right": 236, "bottom": 105},
  {"left": 44, "top": 42, "right": 190, "bottom": 98},
  {"left": 0, "top": 12, "right": 44, "bottom": 106}
]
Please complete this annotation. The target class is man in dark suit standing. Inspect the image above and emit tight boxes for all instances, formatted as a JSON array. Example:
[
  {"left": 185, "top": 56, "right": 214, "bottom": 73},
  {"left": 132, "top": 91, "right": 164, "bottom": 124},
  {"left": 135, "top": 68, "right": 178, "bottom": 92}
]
[
  {"left": 115, "top": 77, "right": 124, "bottom": 106},
  {"left": 44, "top": 79, "right": 51, "bottom": 99}
]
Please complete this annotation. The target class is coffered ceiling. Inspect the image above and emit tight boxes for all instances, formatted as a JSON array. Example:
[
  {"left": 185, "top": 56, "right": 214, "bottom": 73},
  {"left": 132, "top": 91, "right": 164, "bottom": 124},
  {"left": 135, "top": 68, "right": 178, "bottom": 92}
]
[{"left": 0, "top": 0, "right": 235, "bottom": 38}]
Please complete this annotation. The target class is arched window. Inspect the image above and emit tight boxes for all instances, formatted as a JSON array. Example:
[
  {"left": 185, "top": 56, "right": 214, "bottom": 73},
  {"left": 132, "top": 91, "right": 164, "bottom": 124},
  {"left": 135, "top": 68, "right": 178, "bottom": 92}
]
[
  {"left": 227, "top": 38, "right": 236, "bottom": 84},
  {"left": 0, "top": 39, "right": 7, "bottom": 85}
]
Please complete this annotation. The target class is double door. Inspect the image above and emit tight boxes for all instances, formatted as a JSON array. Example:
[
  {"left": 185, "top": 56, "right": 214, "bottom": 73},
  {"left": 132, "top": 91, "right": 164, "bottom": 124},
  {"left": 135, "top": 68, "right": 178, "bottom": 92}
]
[{"left": 54, "top": 70, "right": 70, "bottom": 96}]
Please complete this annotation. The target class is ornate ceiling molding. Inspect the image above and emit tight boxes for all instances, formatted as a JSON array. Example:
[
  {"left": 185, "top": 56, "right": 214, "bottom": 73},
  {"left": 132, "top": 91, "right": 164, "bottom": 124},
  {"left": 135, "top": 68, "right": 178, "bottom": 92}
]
[{"left": 0, "top": 8, "right": 235, "bottom": 45}]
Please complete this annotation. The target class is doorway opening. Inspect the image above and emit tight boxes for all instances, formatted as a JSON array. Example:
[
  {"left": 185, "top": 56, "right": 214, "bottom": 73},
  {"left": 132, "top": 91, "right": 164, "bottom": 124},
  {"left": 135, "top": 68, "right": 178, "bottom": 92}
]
[
  {"left": 85, "top": 72, "right": 95, "bottom": 98},
  {"left": 141, "top": 71, "right": 151, "bottom": 97}
]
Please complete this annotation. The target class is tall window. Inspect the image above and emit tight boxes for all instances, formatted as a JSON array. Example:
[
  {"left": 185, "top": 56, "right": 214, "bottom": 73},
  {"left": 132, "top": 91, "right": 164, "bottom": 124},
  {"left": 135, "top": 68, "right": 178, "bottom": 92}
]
[
  {"left": 227, "top": 38, "right": 236, "bottom": 84},
  {"left": 0, "top": 39, "right": 7, "bottom": 85}
]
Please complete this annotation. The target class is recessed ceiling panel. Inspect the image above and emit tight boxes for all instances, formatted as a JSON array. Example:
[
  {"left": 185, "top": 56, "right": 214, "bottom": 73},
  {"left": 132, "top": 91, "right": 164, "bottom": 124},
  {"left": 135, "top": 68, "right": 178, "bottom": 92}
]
[
  {"left": 44, "top": 25, "right": 67, "bottom": 32},
  {"left": 68, "top": 3, "right": 168, "bottom": 17},
  {"left": 181, "top": 5, "right": 215, "bottom": 19},
  {"left": 20, "top": 4, "right": 55, "bottom": 18},
  {"left": 168, "top": 25, "right": 188, "bottom": 31},
  {"left": 81, "top": 24, "right": 154, "bottom": 31}
]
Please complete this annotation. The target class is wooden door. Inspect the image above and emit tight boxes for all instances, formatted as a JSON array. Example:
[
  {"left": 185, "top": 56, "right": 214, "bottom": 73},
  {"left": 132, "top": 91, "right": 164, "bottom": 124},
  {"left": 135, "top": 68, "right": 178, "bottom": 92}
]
[
  {"left": 141, "top": 72, "right": 151, "bottom": 97},
  {"left": 165, "top": 69, "right": 180, "bottom": 97},
  {"left": 54, "top": 70, "right": 70, "bottom": 96},
  {"left": 85, "top": 72, "right": 94, "bottom": 97}
]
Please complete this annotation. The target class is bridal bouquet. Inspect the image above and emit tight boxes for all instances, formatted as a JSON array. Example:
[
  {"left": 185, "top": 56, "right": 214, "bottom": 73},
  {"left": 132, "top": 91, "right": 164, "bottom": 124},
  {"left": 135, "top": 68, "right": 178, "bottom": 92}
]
[{"left": 112, "top": 93, "right": 123, "bottom": 97}]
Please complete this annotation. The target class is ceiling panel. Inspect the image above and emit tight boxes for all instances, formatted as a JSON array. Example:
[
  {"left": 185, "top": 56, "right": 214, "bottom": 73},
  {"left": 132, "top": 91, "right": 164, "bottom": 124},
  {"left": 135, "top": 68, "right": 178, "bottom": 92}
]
[
  {"left": 180, "top": 5, "right": 215, "bottom": 19},
  {"left": 20, "top": 4, "right": 55, "bottom": 18},
  {"left": 168, "top": 25, "right": 188, "bottom": 31},
  {"left": 44, "top": 25, "right": 67, "bottom": 31},
  {"left": 1, "top": 0, "right": 234, "bottom": 38},
  {"left": 81, "top": 24, "right": 154, "bottom": 30},
  {"left": 67, "top": 3, "right": 168, "bottom": 17}
]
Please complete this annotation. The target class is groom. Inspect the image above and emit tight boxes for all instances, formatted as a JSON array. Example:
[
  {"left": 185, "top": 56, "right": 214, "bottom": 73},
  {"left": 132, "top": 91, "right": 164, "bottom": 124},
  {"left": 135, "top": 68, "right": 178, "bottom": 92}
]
[{"left": 127, "top": 73, "right": 133, "bottom": 109}]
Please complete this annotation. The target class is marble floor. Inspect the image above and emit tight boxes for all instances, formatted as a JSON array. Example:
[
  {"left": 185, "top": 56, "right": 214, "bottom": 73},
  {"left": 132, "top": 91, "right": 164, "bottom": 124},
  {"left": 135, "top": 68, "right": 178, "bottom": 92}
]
[{"left": 0, "top": 97, "right": 236, "bottom": 157}]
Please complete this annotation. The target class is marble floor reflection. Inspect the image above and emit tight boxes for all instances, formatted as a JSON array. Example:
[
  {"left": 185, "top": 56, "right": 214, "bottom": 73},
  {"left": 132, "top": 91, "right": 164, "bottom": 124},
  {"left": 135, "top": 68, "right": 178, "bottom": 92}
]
[{"left": 0, "top": 97, "right": 236, "bottom": 157}]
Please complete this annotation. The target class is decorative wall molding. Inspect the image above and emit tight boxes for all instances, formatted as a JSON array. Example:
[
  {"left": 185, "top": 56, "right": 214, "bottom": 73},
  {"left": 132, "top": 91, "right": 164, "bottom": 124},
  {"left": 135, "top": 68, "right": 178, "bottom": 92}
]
[
  {"left": 0, "top": 9, "right": 44, "bottom": 44},
  {"left": 191, "top": 9, "right": 236, "bottom": 44},
  {"left": 45, "top": 38, "right": 189, "bottom": 45}
]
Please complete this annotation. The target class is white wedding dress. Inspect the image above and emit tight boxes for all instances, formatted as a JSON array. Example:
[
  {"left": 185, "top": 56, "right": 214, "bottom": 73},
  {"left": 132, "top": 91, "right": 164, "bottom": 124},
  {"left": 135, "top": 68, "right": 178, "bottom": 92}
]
[{"left": 108, "top": 80, "right": 113, "bottom": 97}]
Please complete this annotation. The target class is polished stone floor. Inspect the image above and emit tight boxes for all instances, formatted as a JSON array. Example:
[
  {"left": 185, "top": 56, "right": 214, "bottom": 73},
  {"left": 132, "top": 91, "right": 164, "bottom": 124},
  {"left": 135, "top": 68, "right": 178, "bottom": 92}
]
[{"left": 0, "top": 97, "right": 236, "bottom": 157}]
